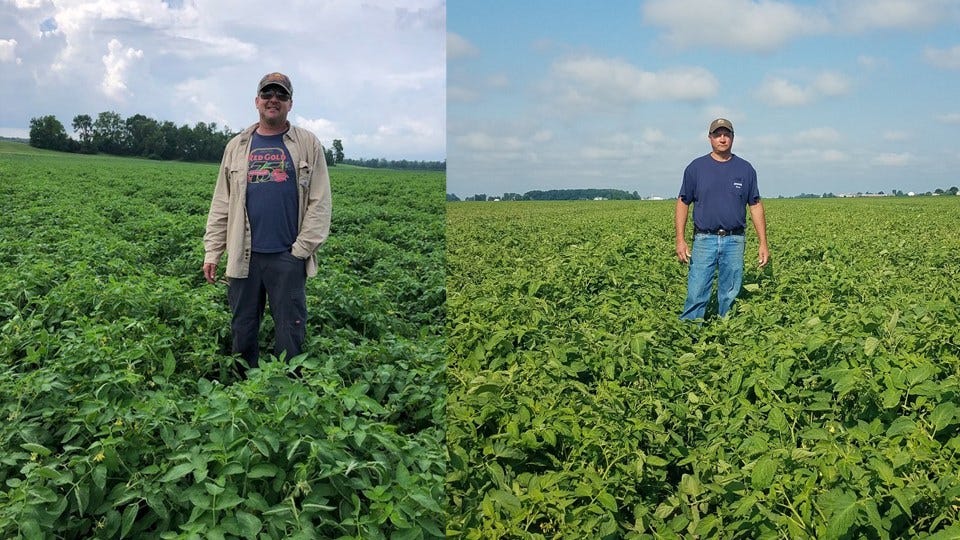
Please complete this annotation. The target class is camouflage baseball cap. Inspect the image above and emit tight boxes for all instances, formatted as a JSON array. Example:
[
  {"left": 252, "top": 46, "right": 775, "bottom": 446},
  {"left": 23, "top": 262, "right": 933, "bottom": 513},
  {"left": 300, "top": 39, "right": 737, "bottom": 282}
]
[
  {"left": 709, "top": 118, "right": 734, "bottom": 134},
  {"left": 257, "top": 72, "right": 292, "bottom": 96}
]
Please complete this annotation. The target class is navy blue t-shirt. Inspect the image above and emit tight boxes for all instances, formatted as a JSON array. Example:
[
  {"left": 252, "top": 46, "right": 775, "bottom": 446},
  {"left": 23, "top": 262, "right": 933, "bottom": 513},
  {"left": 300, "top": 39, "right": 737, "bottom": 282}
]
[
  {"left": 678, "top": 154, "right": 760, "bottom": 231},
  {"left": 246, "top": 131, "right": 299, "bottom": 253}
]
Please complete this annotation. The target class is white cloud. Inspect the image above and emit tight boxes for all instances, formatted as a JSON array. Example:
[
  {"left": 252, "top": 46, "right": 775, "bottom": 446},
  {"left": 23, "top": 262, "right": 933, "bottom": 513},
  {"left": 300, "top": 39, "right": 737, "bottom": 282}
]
[
  {"left": 756, "top": 77, "right": 810, "bottom": 106},
  {"left": 532, "top": 130, "right": 553, "bottom": 143},
  {"left": 756, "top": 71, "right": 851, "bottom": 107},
  {"left": 882, "top": 130, "right": 909, "bottom": 141},
  {"left": 294, "top": 116, "right": 341, "bottom": 143},
  {"left": 938, "top": 112, "right": 960, "bottom": 124},
  {"left": 875, "top": 153, "right": 912, "bottom": 166},
  {"left": 642, "top": 0, "right": 827, "bottom": 52},
  {"left": 813, "top": 72, "right": 851, "bottom": 95},
  {"left": 0, "top": 39, "right": 20, "bottom": 64},
  {"left": 101, "top": 38, "right": 143, "bottom": 101},
  {"left": 579, "top": 129, "right": 669, "bottom": 161},
  {"left": 833, "top": 0, "right": 951, "bottom": 32},
  {"left": 447, "top": 85, "right": 478, "bottom": 103},
  {"left": 798, "top": 127, "right": 842, "bottom": 143},
  {"left": 550, "top": 56, "right": 717, "bottom": 108},
  {"left": 486, "top": 73, "right": 510, "bottom": 89},
  {"left": 4, "top": 1, "right": 444, "bottom": 160},
  {"left": 448, "top": 32, "right": 478, "bottom": 59},
  {"left": 925, "top": 45, "right": 960, "bottom": 70},
  {"left": 857, "top": 55, "right": 887, "bottom": 70},
  {"left": 643, "top": 0, "right": 956, "bottom": 51},
  {"left": 822, "top": 149, "right": 848, "bottom": 162},
  {"left": 456, "top": 131, "right": 525, "bottom": 153}
]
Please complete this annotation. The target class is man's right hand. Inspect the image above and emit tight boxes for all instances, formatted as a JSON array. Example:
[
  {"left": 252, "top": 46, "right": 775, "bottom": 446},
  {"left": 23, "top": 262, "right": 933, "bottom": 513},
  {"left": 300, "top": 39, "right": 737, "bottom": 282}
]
[
  {"left": 676, "top": 240, "right": 691, "bottom": 264},
  {"left": 203, "top": 262, "right": 217, "bottom": 284}
]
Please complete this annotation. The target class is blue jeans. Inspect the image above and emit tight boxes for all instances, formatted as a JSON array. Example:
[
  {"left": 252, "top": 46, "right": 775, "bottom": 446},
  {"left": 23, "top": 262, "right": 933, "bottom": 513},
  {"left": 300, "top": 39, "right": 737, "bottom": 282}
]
[{"left": 681, "top": 233, "right": 745, "bottom": 320}]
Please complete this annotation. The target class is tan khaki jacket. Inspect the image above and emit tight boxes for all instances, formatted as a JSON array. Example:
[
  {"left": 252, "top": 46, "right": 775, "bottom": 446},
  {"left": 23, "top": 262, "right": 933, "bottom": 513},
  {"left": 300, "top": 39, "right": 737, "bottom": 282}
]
[{"left": 203, "top": 123, "right": 332, "bottom": 279}]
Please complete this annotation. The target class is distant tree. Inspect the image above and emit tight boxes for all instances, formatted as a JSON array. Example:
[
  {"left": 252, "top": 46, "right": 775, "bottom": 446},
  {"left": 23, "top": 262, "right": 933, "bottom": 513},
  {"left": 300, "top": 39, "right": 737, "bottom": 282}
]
[
  {"left": 29, "top": 115, "right": 71, "bottom": 151},
  {"left": 37, "top": 116, "right": 78, "bottom": 151},
  {"left": 934, "top": 188, "right": 944, "bottom": 195},
  {"left": 93, "top": 111, "right": 126, "bottom": 154},
  {"left": 341, "top": 157, "right": 445, "bottom": 171},
  {"left": 125, "top": 114, "right": 160, "bottom": 157},
  {"left": 446, "top": 193, "right": 461, "bottom": 202},
  {"left": 332, "top": 139, "right": 344, "bottom": 163},
  {"left": 324, "top": 147, "right": 335, "bottom": 166},
  {"left": 949, "top": 186, "right": 959, "bottom": 195},
  {"left": 71, "top": 114, "right": 94, "bottom": 153},
  {"left": 522, "top": 188, "right": 640, "bottom": 201}
]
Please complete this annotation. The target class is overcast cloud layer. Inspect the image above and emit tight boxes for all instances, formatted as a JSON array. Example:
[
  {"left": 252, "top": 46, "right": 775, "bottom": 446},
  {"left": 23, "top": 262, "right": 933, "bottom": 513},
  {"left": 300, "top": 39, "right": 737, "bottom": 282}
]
[
  {"left": 448, "top": 0, "right": 960, "bottom": 198},
  {"left": 1, "top": 0, "right": 446, "bottom": 161}
]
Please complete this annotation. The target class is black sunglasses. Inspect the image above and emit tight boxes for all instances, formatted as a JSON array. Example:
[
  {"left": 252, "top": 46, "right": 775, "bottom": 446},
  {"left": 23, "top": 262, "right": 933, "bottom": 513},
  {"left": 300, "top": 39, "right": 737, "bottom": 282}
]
[{"left": 259, "top": 89, "right": 291, "bottom": 102}]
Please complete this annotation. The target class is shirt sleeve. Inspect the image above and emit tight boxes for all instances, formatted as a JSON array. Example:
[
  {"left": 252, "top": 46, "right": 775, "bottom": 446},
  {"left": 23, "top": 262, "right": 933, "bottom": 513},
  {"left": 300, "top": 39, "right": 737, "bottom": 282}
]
[
  {"left": 746, "top": 164, "right": 761, "bottom": 205},
  {"left": 678, "top": 162, "right": 696, "bottom": 204}
]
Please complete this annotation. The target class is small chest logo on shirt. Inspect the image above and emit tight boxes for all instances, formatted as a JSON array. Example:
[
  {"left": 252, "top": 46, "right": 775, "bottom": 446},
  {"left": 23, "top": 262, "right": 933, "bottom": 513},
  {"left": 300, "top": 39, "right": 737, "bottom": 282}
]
[
  {"left": 248, "top": 147, "right": 289, "bottom": 183},
  {"left": 732, "top": 180, "right": 743, "bottom": 189}
]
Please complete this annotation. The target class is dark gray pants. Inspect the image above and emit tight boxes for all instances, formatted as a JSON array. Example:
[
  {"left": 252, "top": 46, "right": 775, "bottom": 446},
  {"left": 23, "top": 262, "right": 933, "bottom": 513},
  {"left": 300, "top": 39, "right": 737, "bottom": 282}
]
[{"left": 228, "top": 251, "right": 307, "bottom": 372}]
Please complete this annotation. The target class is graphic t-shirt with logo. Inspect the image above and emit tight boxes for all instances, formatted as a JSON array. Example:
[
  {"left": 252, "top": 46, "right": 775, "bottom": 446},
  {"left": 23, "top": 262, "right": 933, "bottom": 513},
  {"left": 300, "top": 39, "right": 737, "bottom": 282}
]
[{"left": 246, "top": 130, "right": 298, "bottom": 253}]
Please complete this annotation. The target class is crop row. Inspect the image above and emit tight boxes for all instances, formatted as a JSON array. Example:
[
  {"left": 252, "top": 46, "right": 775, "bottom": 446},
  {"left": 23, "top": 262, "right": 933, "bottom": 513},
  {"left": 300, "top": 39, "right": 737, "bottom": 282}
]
[
  {"left": 0, "top": 148, "right": 445, "bottom": 539},
  {"left": 446, "top": 198, "right": 960, "bottom": 538}
]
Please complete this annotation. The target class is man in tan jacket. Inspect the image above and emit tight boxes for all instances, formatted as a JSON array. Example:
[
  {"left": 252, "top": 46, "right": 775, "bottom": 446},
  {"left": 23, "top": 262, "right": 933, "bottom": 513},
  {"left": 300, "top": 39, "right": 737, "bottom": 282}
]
[{"left": 203, "top": 72, "right": 332, "bottom": 375}]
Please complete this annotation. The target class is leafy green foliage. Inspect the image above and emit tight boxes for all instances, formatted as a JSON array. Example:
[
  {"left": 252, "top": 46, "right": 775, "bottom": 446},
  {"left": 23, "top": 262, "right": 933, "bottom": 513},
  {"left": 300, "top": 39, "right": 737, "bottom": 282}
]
[
  {"left": 0, "top": 146, "right": 445, "bottom": 539},
  {"left": 446, "top": 199, "right": 960, "bottom": 538}
]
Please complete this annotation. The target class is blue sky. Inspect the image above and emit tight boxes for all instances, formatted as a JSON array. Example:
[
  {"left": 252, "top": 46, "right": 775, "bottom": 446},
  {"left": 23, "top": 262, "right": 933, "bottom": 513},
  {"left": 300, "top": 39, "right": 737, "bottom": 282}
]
[
  {"left": 1, "top": 1, "right": 445, "bottom": 161},
  {"left": 448, "top": 0, "right": 960, "bottom": 198}
]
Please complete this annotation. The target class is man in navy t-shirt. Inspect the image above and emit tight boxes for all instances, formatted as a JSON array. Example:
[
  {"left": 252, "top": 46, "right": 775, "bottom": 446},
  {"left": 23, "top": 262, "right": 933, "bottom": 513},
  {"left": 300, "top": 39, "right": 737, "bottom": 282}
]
[{"left": 675, "top": 118, "right": 769, "bottom": 320}]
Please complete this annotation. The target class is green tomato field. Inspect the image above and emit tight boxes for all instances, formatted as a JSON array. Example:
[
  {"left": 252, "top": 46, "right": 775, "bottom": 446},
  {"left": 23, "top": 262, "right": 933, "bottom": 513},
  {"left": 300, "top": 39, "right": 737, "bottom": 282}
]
[
  {"left": 0, "top": 142, "right": 445, "bottom": 539},
  {"left": 446, "top": 198, "right": 960, "bottom": 538}
]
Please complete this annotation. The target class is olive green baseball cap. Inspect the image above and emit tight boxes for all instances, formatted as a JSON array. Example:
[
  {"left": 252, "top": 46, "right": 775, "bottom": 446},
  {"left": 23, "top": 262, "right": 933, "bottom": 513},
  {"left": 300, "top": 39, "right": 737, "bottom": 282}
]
[{"left": 709, "top": 118, "right": 734, "bottom": 134}]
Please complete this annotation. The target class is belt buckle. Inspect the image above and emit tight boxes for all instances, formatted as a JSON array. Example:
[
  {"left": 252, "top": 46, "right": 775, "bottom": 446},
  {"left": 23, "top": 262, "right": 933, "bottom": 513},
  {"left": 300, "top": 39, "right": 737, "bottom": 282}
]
[{"left": 717, "top": 228, "right": 728, "bottom": 236}]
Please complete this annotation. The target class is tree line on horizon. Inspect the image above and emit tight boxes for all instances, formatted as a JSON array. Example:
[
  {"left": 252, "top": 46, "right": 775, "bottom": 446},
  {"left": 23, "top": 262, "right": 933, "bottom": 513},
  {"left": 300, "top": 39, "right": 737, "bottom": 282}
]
[
  {"left": 448, "top": 188, "right": 643, "bottom": 202},
  {"left": 448, "top": 186, "right": 960, "bottom": 202},
  {"left": 28, "top": 112, "right": 444, "bottom": 171}
]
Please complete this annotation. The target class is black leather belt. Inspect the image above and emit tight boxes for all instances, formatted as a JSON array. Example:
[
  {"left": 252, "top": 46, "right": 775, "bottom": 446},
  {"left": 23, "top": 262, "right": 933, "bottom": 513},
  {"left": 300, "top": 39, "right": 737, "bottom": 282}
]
[{"left": 695, "top": 227, "right": 744, "bottom": 236}]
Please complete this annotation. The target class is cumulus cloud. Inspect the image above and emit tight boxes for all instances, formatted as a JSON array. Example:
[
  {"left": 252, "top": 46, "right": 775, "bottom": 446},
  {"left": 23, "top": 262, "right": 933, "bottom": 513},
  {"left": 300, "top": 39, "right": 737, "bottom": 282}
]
[
  {"left": 925, "top": 45, "right": 960, "bottom": 70},
  {"left": 448, "top": 32, "right": 478, "bottom": 60},
  {"left": 550, "top": 56, "right": 718, "bottom": 108},
  {"left": 448, "top": 85, "right": 479, "bottom": 103},
  {"left": 486, "top": 73, "right": 510, "bottom": 89},
  {"left": 294, "top": 116, "right": 342, "bottom": 143},
  {"left": 0, "top": 39, "right": 20, "bottom": 64},
  {"left": 756, "top": 71, "right": 851, "bottom": 106},
  {"left": 798, "top": 127, "right": 842, "bottom": 143},
  {"left": 938, "top": 112, "right": 960, "bottom": 124},
  {"left": 579, "top": 129, "right": 669, "bottom": 160},
  {"left": 643, "top": 0, "right": 956, "bottom": 51},
  {"left": 832, "top": 0, "right": 952, "bottom": 32},
  {"left": 4, "top": 1, "right": 445, "bottom": 160},
  {"left": 101, "top": 39, "right": 143, "bottom": 101},
  {"left": 642, "top": 0, "right": 827, "bottom": 52},
  {"left": 875, "top": 153, "right": 912, "bottom": 166},
  {"left": 456, "top": 131, "right": 525, "bottom": 153}
]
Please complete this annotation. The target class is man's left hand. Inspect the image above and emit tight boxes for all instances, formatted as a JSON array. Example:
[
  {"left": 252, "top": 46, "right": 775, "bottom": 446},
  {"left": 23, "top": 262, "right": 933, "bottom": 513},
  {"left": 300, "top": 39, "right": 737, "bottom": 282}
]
[{"left": 757, "top": 245, "right": 769, "bottom": 267}]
